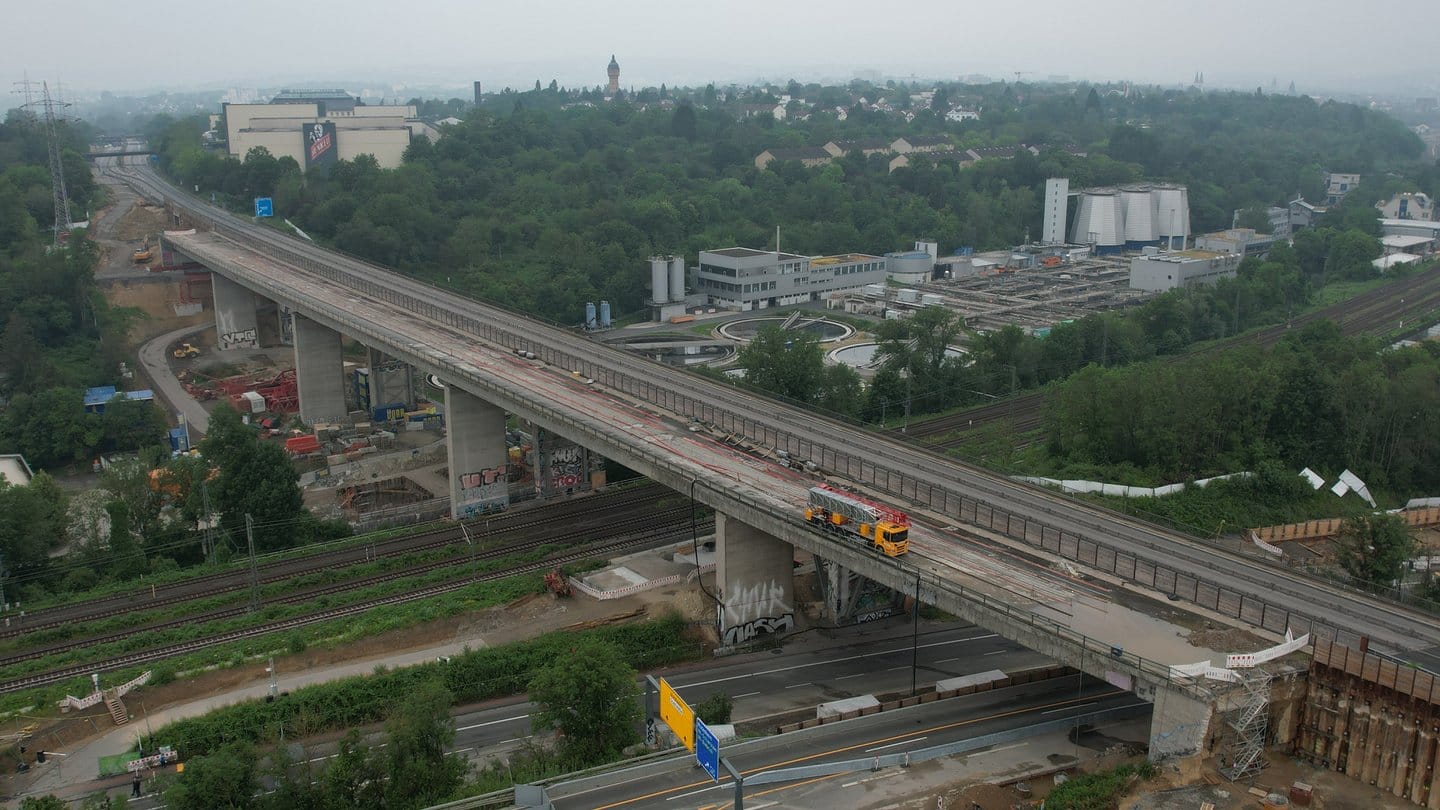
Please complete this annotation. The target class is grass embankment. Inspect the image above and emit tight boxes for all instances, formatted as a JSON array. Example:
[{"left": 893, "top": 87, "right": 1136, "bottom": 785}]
[
  {"left": 20, "top": 521, "right": 450, "bottom": 612},
  {"left": 0, "top": 573, "right": 543, "bottom": 718},
  {"left": 149, "top": 613, "right": 699, "bottom": 758},
  {"left": 0, "top": 545, "right": 563, "bottom": 684}
]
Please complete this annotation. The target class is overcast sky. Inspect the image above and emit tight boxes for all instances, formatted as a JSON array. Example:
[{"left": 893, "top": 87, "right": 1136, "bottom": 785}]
[{"left": 4, "top": 0, "right": 1435, "bottom": 99}]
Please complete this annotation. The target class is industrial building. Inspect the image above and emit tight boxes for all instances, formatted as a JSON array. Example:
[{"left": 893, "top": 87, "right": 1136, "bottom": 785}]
[
  {"left": 1128, "top": 249, "right": 1241, "bottom": 292},
  {"left": 223, "top": 91, "right": 440, "bottom": 171},
  {"left": 1044, "top": 179, "right": 1191, "bottom": 254},
  {"left": 1194, "top": 228, "right": 1278, "bottom": 257},
  {"left": 693, "top": 248, "right": 888, "bottom": 311}
]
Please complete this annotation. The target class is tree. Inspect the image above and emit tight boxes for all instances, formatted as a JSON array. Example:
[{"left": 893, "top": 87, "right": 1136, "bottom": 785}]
[
  {"left": 1235, "top": 205, "right": 1273, "bottom": 233},
  {"left": 163, "top": 742, "right": 259, "bottom": 810},
  {"left": 736, "top": 327, "right": 826, "bottom": 405},
  {"left": 1335, "top": 514, "right": 1418, "bottom": 590},
  {"left": 1324, "top": 229, "right": 1381, "bottom": 280},
  {"left": 670, "top": 103, "right": 697, "bottom": 142},
  {"left": 383, "top": 680, "right": 467, "bottom": 808},
  {"left": 529, "top": 637, "right": 641, "bottom": 762},
  {"left": 201, "top": 405, "right": 303, "bottom": 551},
  {"left": 319, "top": 731, "right": 385, "bottom": 810}
]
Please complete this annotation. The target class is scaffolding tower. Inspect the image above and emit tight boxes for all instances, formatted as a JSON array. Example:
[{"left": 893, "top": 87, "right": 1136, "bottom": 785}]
[{"left": 1221, "top": 668, "right": 1272, "bottom": 782}]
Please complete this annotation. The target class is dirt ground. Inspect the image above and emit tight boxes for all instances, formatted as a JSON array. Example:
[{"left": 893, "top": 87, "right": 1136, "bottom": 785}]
[
  {"left": 1120, "top": 752, "right": 1423, "bottom": 810},
  {"left": 112, "top": 202, "right": 166, "bottom": 243}
]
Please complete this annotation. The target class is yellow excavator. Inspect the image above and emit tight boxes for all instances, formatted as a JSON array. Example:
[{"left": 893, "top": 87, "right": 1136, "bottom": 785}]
[
  {"left": 172, "top": 343, "right": 201, "bottom": 359},
  {"left": 132, "top": 238, "right": 153, "bottom": 263}
]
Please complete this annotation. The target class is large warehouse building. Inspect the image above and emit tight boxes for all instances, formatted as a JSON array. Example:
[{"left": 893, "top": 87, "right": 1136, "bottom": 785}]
[{"left": 222, "top": 90, "right": 440, "bottom": 171}]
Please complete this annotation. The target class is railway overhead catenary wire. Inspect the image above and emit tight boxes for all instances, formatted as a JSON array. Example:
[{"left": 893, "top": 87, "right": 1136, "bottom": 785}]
[
  {"left": 0, "top": 513, "right": 704, "bottom": 694},
  {"left": 1, "top": 482, "right": 673, "bottom": 640},
  {"left": 113, "top": 167, "right": 1440, "bottom": 660}
]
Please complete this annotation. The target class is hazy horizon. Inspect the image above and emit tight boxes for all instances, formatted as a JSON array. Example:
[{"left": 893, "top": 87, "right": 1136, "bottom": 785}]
[{"left": 5, "top": 0, "right": 1438, "bottom": 101}]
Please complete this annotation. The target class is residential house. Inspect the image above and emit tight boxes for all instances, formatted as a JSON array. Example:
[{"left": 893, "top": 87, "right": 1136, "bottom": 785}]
[
  {"left": 754, "top": 147, "right": 834, "bottom": 171},
  {"left": 1323, "top": 172, "right": 1361, "bottom": 205},
  {"left": 1376, "top": 192, "right": 1435, "bottom": 221},
  {"left": 890, "top": 135, "right": 952, "bottom": 154},
  {"left": 945, "top": 108, "right": 981, "bottom": 123},
  {"left": 822, "top": 138, "right": 891, "bottom": 158},
  {"left": 888, "top": 148, "right": 975, "bottom": 174}
]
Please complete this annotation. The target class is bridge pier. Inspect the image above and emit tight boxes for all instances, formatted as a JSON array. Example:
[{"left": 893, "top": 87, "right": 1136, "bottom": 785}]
[
  {"left": 817, "top": 559, "right": 905, "bottom": 625},
  {"left": 293, "top": 314, "right": 347, "bottom": 423},
  {"left": 212, "top": 273, "right": 260, "bottom": 350},
  {"left": 446, "top": 387, "right": 509, "bottom": 518},
  {"left": 532, "top": 426, "right": 604, "bottom": 499},
  {"left": 365, "top": 347, "right": 414, "bottom": 414},
  {"left": 715, "top": 513, "right": 795, "bottom": 646},
  {"left": 1147, "top": 681, "right": 1215, "bottom": 761}
]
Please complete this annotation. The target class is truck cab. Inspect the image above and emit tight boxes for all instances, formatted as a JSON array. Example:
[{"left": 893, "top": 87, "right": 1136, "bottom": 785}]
[{"left": 871, "top": 521, "right": 909, "bottom": 557}]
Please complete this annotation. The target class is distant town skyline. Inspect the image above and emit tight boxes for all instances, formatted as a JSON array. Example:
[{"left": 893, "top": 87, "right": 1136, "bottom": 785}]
[{"left": 4, "top": 0, "right": 1437, "bottom": 99}]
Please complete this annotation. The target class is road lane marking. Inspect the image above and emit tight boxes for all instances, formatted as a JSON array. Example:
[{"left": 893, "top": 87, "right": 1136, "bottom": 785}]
[
  {"left": 667, "top": 783, "right": 727, "bottom": 801},
  {"left": 1043, "top": 702, "right": 1095, "bottom": 714},
  {"left": 734, "top": 691, "right": 761, "bottom": 699},
  {"left": 785, "top": 682, "right": 809, "bottom": 689},
  {"left": 866, "top": 736, "right": 926, "bottom": 752},
  {"left": 836, "top": 673, "right": 866, "bottom": 680},
  {"left": 984, "top": 649, "right": 1006, "bottom": 655},
  {"left": 935, "top": 657, "right": 961, "bottom": 663},
  {"left": 678, "top": 634, "right": 1000, "bottom": 690},
  {"left": 589, "top": 690, "right": 1128, "bottom": 809},
  {"left": 457, "top": 715, "right": 527, "bottom": 731}
]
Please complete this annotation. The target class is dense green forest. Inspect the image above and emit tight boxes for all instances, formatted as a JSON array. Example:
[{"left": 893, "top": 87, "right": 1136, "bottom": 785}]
[
  {"left": 149, "top": 82, "right": 1431, "bottom": 324},
  {"left": 1044, "top": 323, "right": 1440, "bottom": 493}
]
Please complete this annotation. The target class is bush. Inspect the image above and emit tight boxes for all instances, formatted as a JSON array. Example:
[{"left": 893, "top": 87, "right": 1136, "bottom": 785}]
[
  {"left": 151, "top": 613, "right": 697, "bottom": 757},
  {"left": 694, "top": 692, "right": 733, "bottom": 725},
  {"left": 1045, "top": 763, "right": 1143, "bottom": 810}
]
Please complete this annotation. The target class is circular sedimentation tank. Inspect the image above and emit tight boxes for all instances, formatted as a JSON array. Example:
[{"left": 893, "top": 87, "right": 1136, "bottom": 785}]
[
  {"left": 608, "top": 333, "right": 737, "bottom": 367},
  {"left": 716, "top": 316, "right": 854, "bottom": 343},
  {"left": 827, "top": 342, "right": 967, "bottom": 369}
]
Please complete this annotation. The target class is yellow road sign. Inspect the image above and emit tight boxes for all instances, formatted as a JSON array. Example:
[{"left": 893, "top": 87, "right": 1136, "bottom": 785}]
[{"left": 658, "top": 677, "right": 695, "bottom": 752}]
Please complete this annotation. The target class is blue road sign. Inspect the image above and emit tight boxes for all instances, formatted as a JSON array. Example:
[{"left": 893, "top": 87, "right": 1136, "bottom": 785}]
[
  {"left": 695, "top": 719, "right": 720, "bottom": 782},
  {"left": 254, "top": 197, "right": 274, "bottom": 218}
]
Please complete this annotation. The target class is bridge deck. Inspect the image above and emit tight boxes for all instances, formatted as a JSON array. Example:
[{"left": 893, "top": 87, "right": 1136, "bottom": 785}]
[{"left": 169, "top": 230, "right": 1083, "bottom": 612}]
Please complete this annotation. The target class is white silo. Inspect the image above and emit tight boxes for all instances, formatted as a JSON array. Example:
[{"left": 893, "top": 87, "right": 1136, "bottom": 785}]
[
  {"left": 650, "top": 257, "right": 669, "bottom": 304},
  {"left": 1070, "top": 189, "right": 1126, "bottom": 254},
  {"left": 669, "top": 256, "right": 686, "bottom": 303},
  {"left": 1152, "top": 185, "right": 1191, "bottom": 250},
  {"left": 1120, "top": 186, "right": 1159, "bottom": 248}
]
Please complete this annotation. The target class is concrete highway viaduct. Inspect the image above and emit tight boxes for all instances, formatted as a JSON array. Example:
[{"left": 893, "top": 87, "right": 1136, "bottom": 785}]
[{"left": 114, "top": 166, "right": 1440, "bottom": 760}]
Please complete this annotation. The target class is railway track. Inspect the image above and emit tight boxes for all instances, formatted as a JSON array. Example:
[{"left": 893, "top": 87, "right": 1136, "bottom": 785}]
[
  {"left": 0, "top": 505, "right": 703, "bottom": 673},
  {"left": 903, "top": 260, "right": 1440, "bottom": 447},
  {"left": 115, "top": 166, "right": 1440, "bottom": 656},
  {"left": 0, "top": 517, "right": 708, "bottom": 694},
  {"left": 2, "top": 482, "right": 672, "bottom": 640}
]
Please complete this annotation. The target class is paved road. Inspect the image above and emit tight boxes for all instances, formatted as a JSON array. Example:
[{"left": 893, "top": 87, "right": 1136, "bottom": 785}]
[
  {"left": 135, "top": 323, "right": 212, "bottom": 434},
  {"left": 550, "top": 679, "right": 1145, "bottom": 809},
  {"left": 16, "top": 624, "right": 1044, "bottom": 808},
  {"left": 115, "top": 167, "right": 1440, "bottom": 662}
]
